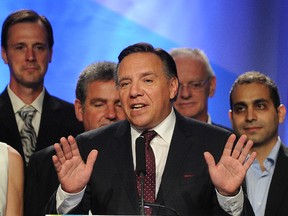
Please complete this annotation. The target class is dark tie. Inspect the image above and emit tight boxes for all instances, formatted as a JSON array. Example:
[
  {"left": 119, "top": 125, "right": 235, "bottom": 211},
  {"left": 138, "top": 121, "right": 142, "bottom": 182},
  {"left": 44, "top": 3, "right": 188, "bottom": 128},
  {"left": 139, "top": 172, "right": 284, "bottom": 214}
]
[
  {"left": 18, "top": 105, "right": 37, "bottom": 165},
  {"left": 137, "top": 130, "right": 157, "bottom": 215}
]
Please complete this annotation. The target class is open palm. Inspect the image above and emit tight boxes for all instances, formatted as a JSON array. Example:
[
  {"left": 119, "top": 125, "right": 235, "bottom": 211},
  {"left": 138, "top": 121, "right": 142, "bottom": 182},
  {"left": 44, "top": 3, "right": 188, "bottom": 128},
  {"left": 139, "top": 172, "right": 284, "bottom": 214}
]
[
  {"left": 52, "top": 135, "right": 98, "bottom": 193},
  {"left": 204, "top": 134, "right": 256, "bottom": 196}
]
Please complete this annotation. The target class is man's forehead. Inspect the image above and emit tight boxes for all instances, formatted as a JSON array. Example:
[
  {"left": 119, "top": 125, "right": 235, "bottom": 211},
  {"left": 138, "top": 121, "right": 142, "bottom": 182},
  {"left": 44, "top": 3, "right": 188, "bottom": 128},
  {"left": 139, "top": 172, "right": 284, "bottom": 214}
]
[{"left": 232, "top": 84, "right": 271, "bottom": 104}]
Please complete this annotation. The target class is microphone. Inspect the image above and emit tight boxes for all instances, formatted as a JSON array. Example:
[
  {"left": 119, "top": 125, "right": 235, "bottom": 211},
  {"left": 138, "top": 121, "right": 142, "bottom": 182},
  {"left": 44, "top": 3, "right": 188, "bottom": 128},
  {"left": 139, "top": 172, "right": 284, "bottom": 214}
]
[
  {"left": 135, "top": 136, "right": 146, "bottom": 215},
  {"left": 143, "top": 202, "right": 180, "bottom": 216},
  {"left": 136, "top": 136, "right": 180, "bottom": 216},
  {"left": 136, "top": 136, "right": 146, "bottom": 176}
]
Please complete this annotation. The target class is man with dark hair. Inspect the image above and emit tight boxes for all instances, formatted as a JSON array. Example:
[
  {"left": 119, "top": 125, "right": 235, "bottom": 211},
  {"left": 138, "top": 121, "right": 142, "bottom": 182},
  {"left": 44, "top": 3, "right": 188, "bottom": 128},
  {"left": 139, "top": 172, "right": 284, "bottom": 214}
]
[
  {"left": 74, "top": 61, "right": 125, "bottom": 130},
  {"left": 44, "top": 42, "right": 256, "bottom": 215},
  {"left": 0, "top": 9, "right": 83, "bottom": 165},
  {"left": 25, "top": 61, "right": 125, "bottom": 216},
  {"left": 229, "top": 71, "right": 287, "bottom": 216}
]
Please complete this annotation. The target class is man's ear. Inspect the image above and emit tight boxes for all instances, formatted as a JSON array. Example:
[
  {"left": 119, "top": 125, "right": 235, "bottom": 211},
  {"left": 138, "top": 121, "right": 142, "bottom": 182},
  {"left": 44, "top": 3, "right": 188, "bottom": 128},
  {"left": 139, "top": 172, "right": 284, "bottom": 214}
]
[
  {"left": 74, "top": 99, "right": 84, "bottom": 122},
  {"left": 1, "top": 46, "right": 8, "bottom": 64},
  {"left": 48, "top": 48, "right": 53, "bottom": 63},
  {"left": 278, "top": 104, "right": 286, "bottom": 124},
  {"left": 209, "top": 76, "right": 216, "bottom": 97},
  {"left": 169, "top": 77, "right": 179, "bottom": 100},
  {"left": 228, "top": 109, "right": 233, "bottom": 123}
]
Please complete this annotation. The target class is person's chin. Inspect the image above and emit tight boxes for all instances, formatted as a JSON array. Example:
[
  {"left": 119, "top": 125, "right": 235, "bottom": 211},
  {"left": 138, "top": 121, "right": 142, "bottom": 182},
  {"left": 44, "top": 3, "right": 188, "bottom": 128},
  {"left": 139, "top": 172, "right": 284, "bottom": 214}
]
[
  {"left": 99, "top": 123, "right": 111, "bottom": 128},
  {"left": 179, "top": 108, "right": 198, "bottom": 117}
]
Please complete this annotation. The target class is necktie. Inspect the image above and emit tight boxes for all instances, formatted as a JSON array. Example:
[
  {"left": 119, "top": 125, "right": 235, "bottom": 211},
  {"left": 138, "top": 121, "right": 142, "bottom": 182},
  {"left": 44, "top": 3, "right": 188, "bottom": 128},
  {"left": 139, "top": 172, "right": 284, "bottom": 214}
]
[
  {"left": 137, "top": 130, "right": 157, "bottom": 215},
  {"left": 19, "top": 105, "right": 37, "bottom": 165}
]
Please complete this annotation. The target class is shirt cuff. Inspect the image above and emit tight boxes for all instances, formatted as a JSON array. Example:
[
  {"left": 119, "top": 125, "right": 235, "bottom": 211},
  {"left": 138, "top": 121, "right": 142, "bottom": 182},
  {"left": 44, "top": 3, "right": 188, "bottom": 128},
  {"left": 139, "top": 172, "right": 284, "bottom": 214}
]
[
  {"left": 216, "top": 187, "right": 244, "bottom": 216},
  {"left": 56, "top": 185, "right": 86, "bottom": 214}
]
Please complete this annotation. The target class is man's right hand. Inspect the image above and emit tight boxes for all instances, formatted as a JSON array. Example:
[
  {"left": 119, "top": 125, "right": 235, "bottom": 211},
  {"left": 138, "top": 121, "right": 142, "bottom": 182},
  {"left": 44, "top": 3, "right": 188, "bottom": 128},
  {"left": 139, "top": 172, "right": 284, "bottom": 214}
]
[{"left": 52, "top": 135, "right": 98, "bottom": 193}]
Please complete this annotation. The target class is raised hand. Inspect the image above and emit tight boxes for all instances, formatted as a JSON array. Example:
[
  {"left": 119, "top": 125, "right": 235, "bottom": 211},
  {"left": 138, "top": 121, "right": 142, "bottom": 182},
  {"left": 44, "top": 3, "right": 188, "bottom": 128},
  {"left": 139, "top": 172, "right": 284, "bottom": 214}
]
[
  {"left": 52, "top": 135, "right": 98, "bottom": 193},
  {"left": 204, "top": 134, "right": 257, "bottom": 196}
]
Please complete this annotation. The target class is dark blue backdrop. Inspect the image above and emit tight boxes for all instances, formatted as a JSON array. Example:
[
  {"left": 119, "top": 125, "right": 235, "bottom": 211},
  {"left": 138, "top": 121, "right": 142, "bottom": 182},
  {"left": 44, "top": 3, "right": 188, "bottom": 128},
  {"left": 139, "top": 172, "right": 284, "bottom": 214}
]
[{"left": 1, "top": 0, "right": 287, "bottom": 144}]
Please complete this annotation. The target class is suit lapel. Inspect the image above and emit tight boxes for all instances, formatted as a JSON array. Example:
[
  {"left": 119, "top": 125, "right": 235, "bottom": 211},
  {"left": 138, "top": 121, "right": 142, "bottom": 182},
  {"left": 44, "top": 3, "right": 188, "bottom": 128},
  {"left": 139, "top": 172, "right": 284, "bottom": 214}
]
[
  {"left": 156, "top": 113, "right": 198, "bottom": 203},
  {"left": 111, "top": 121, "right": 140, "bottom": 213},
  {"left": 0, "top": 89, "right": 23, "bottom": 155},
  {"left": 265, "top": 144, "right": 288, "bottom": 215},
  {"left": 37, "top": 91, "right": 59, "bottom": 147}
]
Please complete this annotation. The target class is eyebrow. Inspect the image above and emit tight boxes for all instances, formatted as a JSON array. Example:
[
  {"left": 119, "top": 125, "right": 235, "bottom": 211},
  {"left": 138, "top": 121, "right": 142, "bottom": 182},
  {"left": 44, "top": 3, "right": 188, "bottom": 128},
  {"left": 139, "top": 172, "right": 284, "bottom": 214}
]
[
  {"left": 232, "top": 101, "right": 246, "bottom": 109},
  {"left": 11, "top": 41, "right": 47, "bottom": 45},
  {"left": 90, "top": 98, "right": 107, "bottom": 103},
  {"left": 118, "top": 71, "right": 156, "bottom": 82},
  {"left": 233, "top": 98, "right": 269, "bottom": 107}
]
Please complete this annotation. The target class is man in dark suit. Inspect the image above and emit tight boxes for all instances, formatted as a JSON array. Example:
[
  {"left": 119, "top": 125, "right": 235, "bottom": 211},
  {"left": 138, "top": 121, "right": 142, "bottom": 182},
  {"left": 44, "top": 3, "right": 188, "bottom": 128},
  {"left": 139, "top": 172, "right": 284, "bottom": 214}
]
[
  {"left": 44, "top": 42, "right": 256, "bottom": 215},
  {"left": 229, "top": 71, "right": 287, "bottom": 216},
  {"left": 0, "top": 9, "right": 83, "bottom": 166},
  {"left": 25, "top": 61, "right": 126, "bottom": 216},
  {"left": 169, "top": 48, "right": 230, "bottom": 130}
]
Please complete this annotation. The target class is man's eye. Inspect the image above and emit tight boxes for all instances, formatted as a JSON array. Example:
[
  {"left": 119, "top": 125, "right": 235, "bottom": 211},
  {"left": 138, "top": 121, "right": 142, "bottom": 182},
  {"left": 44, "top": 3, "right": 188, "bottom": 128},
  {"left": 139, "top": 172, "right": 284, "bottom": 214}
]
[
  {"left": 115, "top": 101, "right": 122, "bottom": 107},
  {"left": 119, "top": 81, "right": 130, "bottom": 88},
  {"left": 93, "top": 103, "right": 104, "bottom": 107},
  {"left": 34, "top": 45, "right": 46, "bottom": 51},
  {"left": 234, "top": 106, "right": 246, "bottom": 113},
  {"left": 186, "top": 81, "right": 203, "bottom": 90},
  {"left": 15, "top": 45, "right": 24, "bottom": 50},
  {"left": 144, "top": 79, "right": 153, "bottom": 83},
  {"left": 191, "top": 83, "right": 201, "bottom": 88},
  {"left": 257, "top": 103, "right": 266, "bottom": 109},
  {"left": 120, "top": 83, "right": 127, "bottom": 88}
]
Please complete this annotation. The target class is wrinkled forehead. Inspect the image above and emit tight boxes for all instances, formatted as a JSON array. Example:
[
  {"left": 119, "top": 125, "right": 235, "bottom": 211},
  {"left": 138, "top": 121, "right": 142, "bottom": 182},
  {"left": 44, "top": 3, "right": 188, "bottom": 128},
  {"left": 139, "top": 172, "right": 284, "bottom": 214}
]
[{"left": 118, "top": 52, "right": 163, "bottom": 77}]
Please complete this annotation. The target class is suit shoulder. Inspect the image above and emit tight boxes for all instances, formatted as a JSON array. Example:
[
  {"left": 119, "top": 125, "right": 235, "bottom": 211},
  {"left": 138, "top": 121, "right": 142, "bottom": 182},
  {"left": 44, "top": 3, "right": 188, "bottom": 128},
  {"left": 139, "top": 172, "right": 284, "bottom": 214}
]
[
  {"left": 179, "top": 114, "right": 232, "bottom": 136},
  {"left": 43, "top": 90, "right": 73, "bottom": 107},
  {"left": 280, "top": 143, "right": 288, "bottom": 157},
  {"left": 0, "top": 88, "right": 10, "bottom": 104},
  {"left": 212, "top": 122, "right": 233, "bottom": 132},
  {"left": 30, "top": 145, "right": 55, "bottom": 161},
  {"left": 78, "top": 120, "right": 129, "bottom": 140},
  {"left": 45, "top": 94, "right": 74, "bottom": 108}
]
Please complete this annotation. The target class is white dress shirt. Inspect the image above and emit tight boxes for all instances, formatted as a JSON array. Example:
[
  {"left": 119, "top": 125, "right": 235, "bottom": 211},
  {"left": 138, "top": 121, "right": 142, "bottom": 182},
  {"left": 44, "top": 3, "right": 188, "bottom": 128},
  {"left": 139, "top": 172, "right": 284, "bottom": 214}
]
[{"left": 7, "top": 85, "right": 45, "bottom": 136}]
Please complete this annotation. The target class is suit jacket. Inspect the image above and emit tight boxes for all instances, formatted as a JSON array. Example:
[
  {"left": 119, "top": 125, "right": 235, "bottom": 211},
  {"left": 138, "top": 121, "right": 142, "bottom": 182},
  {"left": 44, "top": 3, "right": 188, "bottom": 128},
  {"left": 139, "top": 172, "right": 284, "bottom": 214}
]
[
  {"left": 212, "top": 122, "right": 233, "bottom": 132},
  {"left": 245, "top": 143, "right": 288, "bottom": 216},
  {"left": 0, "top": 87, "right": 84, "bottom": 216},
  {"left": 44, "top": 111, "right": 254, "bottom": 215},
  {"left": 0, "top": 87, "right": 84, "bottom": 163},
  {"left": 25, "top": 145, "right": 58, "bottom": 216}
]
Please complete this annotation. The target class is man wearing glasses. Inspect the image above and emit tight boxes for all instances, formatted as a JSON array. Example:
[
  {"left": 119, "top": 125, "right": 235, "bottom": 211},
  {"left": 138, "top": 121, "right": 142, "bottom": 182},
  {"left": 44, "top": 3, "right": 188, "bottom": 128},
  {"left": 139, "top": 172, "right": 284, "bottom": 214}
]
[{"left": 170, "top": 48, "right": 224, "bottom": 127}]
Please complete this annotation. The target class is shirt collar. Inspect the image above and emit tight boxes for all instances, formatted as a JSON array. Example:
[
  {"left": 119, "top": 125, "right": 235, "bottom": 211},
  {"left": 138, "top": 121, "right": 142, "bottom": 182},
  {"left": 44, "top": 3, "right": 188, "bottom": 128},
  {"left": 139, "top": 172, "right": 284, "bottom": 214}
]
[
  {"left": 7, "top": 85, "right": 45, "bottom": 114},
  {"left": 131, "top": 108, "right": 176, "bottom": 144},
  {"left": 207, "top": 113, "right": 212, "bottom": 124},
  {"left": 266, "top": 136, "right": 281, "bottom": 164},
  {"left": 250, "top": 136, "right": 281, "bottom": 173}
]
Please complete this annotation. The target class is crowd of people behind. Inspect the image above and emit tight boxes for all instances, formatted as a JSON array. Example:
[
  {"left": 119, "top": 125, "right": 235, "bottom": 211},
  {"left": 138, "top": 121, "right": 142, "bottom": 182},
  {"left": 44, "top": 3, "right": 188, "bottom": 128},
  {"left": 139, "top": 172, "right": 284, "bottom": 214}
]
[{"left": 0, "top": 9, "right": 287, "bottom": 216}]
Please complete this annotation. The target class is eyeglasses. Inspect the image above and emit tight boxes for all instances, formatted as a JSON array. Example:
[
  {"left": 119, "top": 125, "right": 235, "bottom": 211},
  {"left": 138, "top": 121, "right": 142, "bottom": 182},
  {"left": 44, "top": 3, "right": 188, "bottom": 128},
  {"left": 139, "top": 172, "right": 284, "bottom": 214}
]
[{"left": 179, "top": 78, "right": 210, "bottom": 91}]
